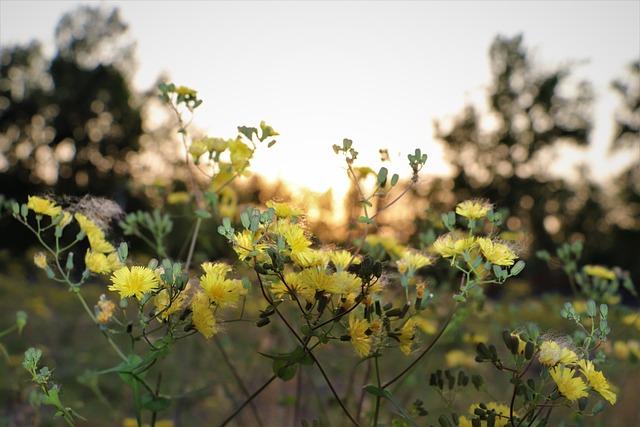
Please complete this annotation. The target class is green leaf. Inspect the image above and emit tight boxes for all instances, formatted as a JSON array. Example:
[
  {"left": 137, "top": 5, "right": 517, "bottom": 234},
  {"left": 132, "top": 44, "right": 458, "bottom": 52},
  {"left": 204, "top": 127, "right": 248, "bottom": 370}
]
[
  {"left": 273, "top": 359, "right": 297, "bottom": 381},
  {"left": 195, "top": 209, "right": 212, "bottom": 219},
  {"left": 511, "top": 260, "right": 525, "bottom": 276},
  {"left": 141, "top": 393, "right": 171, "bottom": 412},
  {"left": 363, "top": 385, "right": 418, "bottom": 426},
  {"left": 391, "top": 173, "right": 399, "bottom": 186}
]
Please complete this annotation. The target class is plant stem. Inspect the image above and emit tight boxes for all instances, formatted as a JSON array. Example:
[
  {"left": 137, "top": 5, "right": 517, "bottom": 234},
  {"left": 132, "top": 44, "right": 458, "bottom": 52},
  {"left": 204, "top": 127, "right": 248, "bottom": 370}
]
[
  {"left": 214, "top": 338, "right": 264, "bottom": 427},
  {"left": 381, "top": 305, "right": 457, "bottom": 390},
  {"left": 372, "top": 355, "right": 382, "bottom": 427},
  {"left": 219, "top": 374, "right": 277, "bottom": 427}
]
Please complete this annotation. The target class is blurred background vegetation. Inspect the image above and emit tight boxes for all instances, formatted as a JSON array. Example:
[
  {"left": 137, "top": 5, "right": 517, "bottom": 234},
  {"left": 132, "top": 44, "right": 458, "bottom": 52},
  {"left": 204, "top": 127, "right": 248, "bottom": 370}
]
[{"left": 1, "top": 5, "right": 638, "bottom": 426}]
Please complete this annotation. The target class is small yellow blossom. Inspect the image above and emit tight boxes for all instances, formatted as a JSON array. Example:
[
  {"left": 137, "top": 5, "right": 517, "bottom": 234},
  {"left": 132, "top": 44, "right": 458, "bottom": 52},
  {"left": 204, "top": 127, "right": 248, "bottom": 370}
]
[
  {"left": 58, "top": 212, "right": 73, "bottom": 228},
  {"left": 365, "top": 235, "right": 406, "bottom": 259},
  {"left": 167, "top": 192, "right": 191, "bottom": 205},
  {"left": 477, "top": 237, "right": 518, "bottom": 266},
  {"left": 583, "top": 265, "right": 616, "bottom": 281},
  {"left": 174, "top": 85, "right": 197, "bottom": 96},
  {"left": 550, "top": 364, "right": 589, "bottom": 402},
  {"left": 446, "top": 349, "right": 476, "bottom": 368},
  {"left": 89, "top": 236, "right": 116, "bottom": 254},
  {"left": 85, "top": 250, "right": 111, "bottom": 275},
  {"left": 348, "top": 313, "right": 371, "bottom": 357},
  {"left": 399, "top": 250, "right": 432, "bottom": 274},
  {"left": 34, "top": 252, "right": 48, "bottom": 270},
  {"left": 109, "top": 266, "right": 160, "bottom": 300},
  {"left": 200, "top": 271, "right": 247, "bottom": 307},
  {"left": 188, "top": 139, "right": 209, "bottom": 159},
  {"left": 96, "top": 296, "right": 115, "bottom": 324},
  {"left": 538, "top": 340, "right": 579, "bottom": 367},
  {"left": 154, "top": 288, "right": 188, "bottom": 321},
  {"left": 266, "top": 200, "right": 305, "bottom": 218},
  {"left": 291, "top": 248, "right": 325, "bottom": 268},
  {"left": 233, "top": 230, "right": 268, "bottom": 261},
  {"left": 299, "top": 267, "right": 340, "bottom": 294},
  {"left": 433, "top": 233, "right": 478, "bottom": 262},
  {"left": 334, "top": 271, "right": 363, "bottom": 295},
  {"left": 201, "top": 262, "right": 233, "bottom": 277},
  {"left": 578, "top": 359, "right": 617, "bottom": 405},
  {"left": 228, "top": 138, "right": 253, "bottom": 170},
  {"left": 397, "top": 318, "right": 416, "bottom": 355},
  {"left": 456, "top": 199, "right": 492, "bottom": 220},
  {"left": 328, "top": 249, "right": 359, "bottom": 271},
  {"left": 413, "top": 316, "right": 437, "bottom": 335},
  {"left": 106, "top": 252, "right": 124, "bottom": 271},
  {"left": 27, "top": 196, "right": 62, "bottom": 217},
  {"left": 191, "top": 292, "right": 217, "bottom": 339}
]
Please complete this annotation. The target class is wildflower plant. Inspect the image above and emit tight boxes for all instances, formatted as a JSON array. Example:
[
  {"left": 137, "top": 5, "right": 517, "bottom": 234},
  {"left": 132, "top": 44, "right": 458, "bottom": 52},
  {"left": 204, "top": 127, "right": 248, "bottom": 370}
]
[{"left": 4, "top": 84, "right": 629, "bottom": 427}]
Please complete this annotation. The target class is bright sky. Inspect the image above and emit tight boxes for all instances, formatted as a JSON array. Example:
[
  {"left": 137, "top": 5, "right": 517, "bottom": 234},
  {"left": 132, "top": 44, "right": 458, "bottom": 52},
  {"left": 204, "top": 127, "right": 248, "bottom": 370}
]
[{"left": 2, "top": 1, "right": 639, "bottom": 195}]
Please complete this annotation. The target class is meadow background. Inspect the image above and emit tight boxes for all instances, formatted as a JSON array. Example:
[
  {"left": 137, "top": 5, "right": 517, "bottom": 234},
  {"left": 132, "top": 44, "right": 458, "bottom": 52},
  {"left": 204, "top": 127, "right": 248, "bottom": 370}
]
[{"left": 0, "top": 2, "right": 638, "bottom": 426}]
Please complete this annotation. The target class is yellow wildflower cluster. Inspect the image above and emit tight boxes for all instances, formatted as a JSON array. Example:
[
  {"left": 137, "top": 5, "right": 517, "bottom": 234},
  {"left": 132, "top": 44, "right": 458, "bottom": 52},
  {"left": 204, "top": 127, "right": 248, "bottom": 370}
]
[
  {"left": 190, "top": 292, "right": 218, "bottom": 339},
  {"left": 433, "top": 233, "right": 517, "bottom": 268},
  {"left": 583, "top": 265, "right": 616, "bottom": 280},
  {"left": 538, "top": 339, "right": 616, "bottom": 404},
  {"left": 76, "top": 213, "right": 123, "bottom": 275}
]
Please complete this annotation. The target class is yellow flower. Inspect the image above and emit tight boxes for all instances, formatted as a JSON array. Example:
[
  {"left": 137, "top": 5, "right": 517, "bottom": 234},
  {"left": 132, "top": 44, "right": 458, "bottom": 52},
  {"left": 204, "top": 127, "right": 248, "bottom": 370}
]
[
  {"left": 188, "top": 139, "right": 209, "bottom": 159},
  {"left": 109, "top": 266, "right": 160, "bottom": 300},
  {"left": 233, "top": 230, "right": 268, "bottom": 261},
  {"left": 90, "top": 236, "right": 116, "bottom": 254},
  {"left": 58, "top": 212, "right": 73, "bottom": 228},
  {"left": 167, "top": 192, "right": 191, "bottom": 205},
  {"left": 334, "top": 271, "right": 362, "bottom": 295},
  {"left": 538, "top": 340, "right": 579, "bottom": 367},
  {"left": 477, "top": 237, "right": 518, "bottom": 266},
  {"left": 550, "top": 364, "right": 589, "bottom": 402},
  {"left": 578, "top": 359, "right": 617, "bottom": 405},
  {"left": 399, "top": 250, "right": 432, "bottom": 274},
  {"left": 174, "top": 85, "right": 197, "bottom": 96},
  {"left": 107, "top": 252, "right": 124, "bottom": 271},
  {"left": 228, "top": 138, "right": 253, "bottom": 170},
  {"left": 266, "top": 200, "right": 305, "bottom": 219},
  {"left": 291, "top": 248, "right": 325, "bottom": 268},
  {"left": 348, "top": 313, "right": 371, "bottom": 357},
  {"left": 75, "top": 213, "right": 101, "bottom": 235},
  {"left": 199, "top": 271, "right": 247, "bottom": 307},
  {"left": 328, "top": 249, "right": 358, "bottom": 272},
  {"left": 85, "top": 250, "right": 111, "bottom": 275},
  {"left": 446, "top": 349, "right": 476, "bottom": 368},
  {"left": 433, "top": 233, "right": 477, "bottom": 261},
  {"left": 397, "top": 318, "right": 415, "bottom": 355},
  {"left": 34, "top": 252, "right": 48, "bottom": 270},
  {"left": 154, "top": 288, "right": 188, "bottom": 321},
  {"left": 191, "top": 292, "right": 217, "bottom": 339},
  {"left": 365, "top": 235, "right": 406, "bottom": 259},
  {"left": 413, "top": 316, "right": 437, "bottom": 335},
  {"left": 201, "top": 262, "right": 233, "bottom": 277},
  {"left": 27, "top": 196, "right": 62, "bottom": 217},
  {"left": 583, "top": 265, "right": 616, "bottom": 280},
  {"left": 456, "top": 199, "right": 492, "bottom": 220},
  {"left": 299, "top": 267, "right": 340, "bottom": 294}
]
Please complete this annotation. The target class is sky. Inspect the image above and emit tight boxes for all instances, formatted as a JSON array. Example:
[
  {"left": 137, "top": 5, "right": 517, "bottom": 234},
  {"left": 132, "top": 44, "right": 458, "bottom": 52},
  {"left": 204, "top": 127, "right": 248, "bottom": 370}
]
[{"left": 1, "top": 0, "right": 639, "bottom": 196}]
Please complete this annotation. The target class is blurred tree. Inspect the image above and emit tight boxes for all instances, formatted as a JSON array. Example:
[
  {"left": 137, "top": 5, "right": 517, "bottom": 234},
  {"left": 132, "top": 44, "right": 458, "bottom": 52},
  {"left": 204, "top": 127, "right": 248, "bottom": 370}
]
[
  {"left": 416, "top": 34, "right": 608, "bottom": 282},
  {"left": 0, "top": 5, "right": 143, "bottom": 252},
  {"left": 603, "top": 60, "right": 639, "bottom": 279}
]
